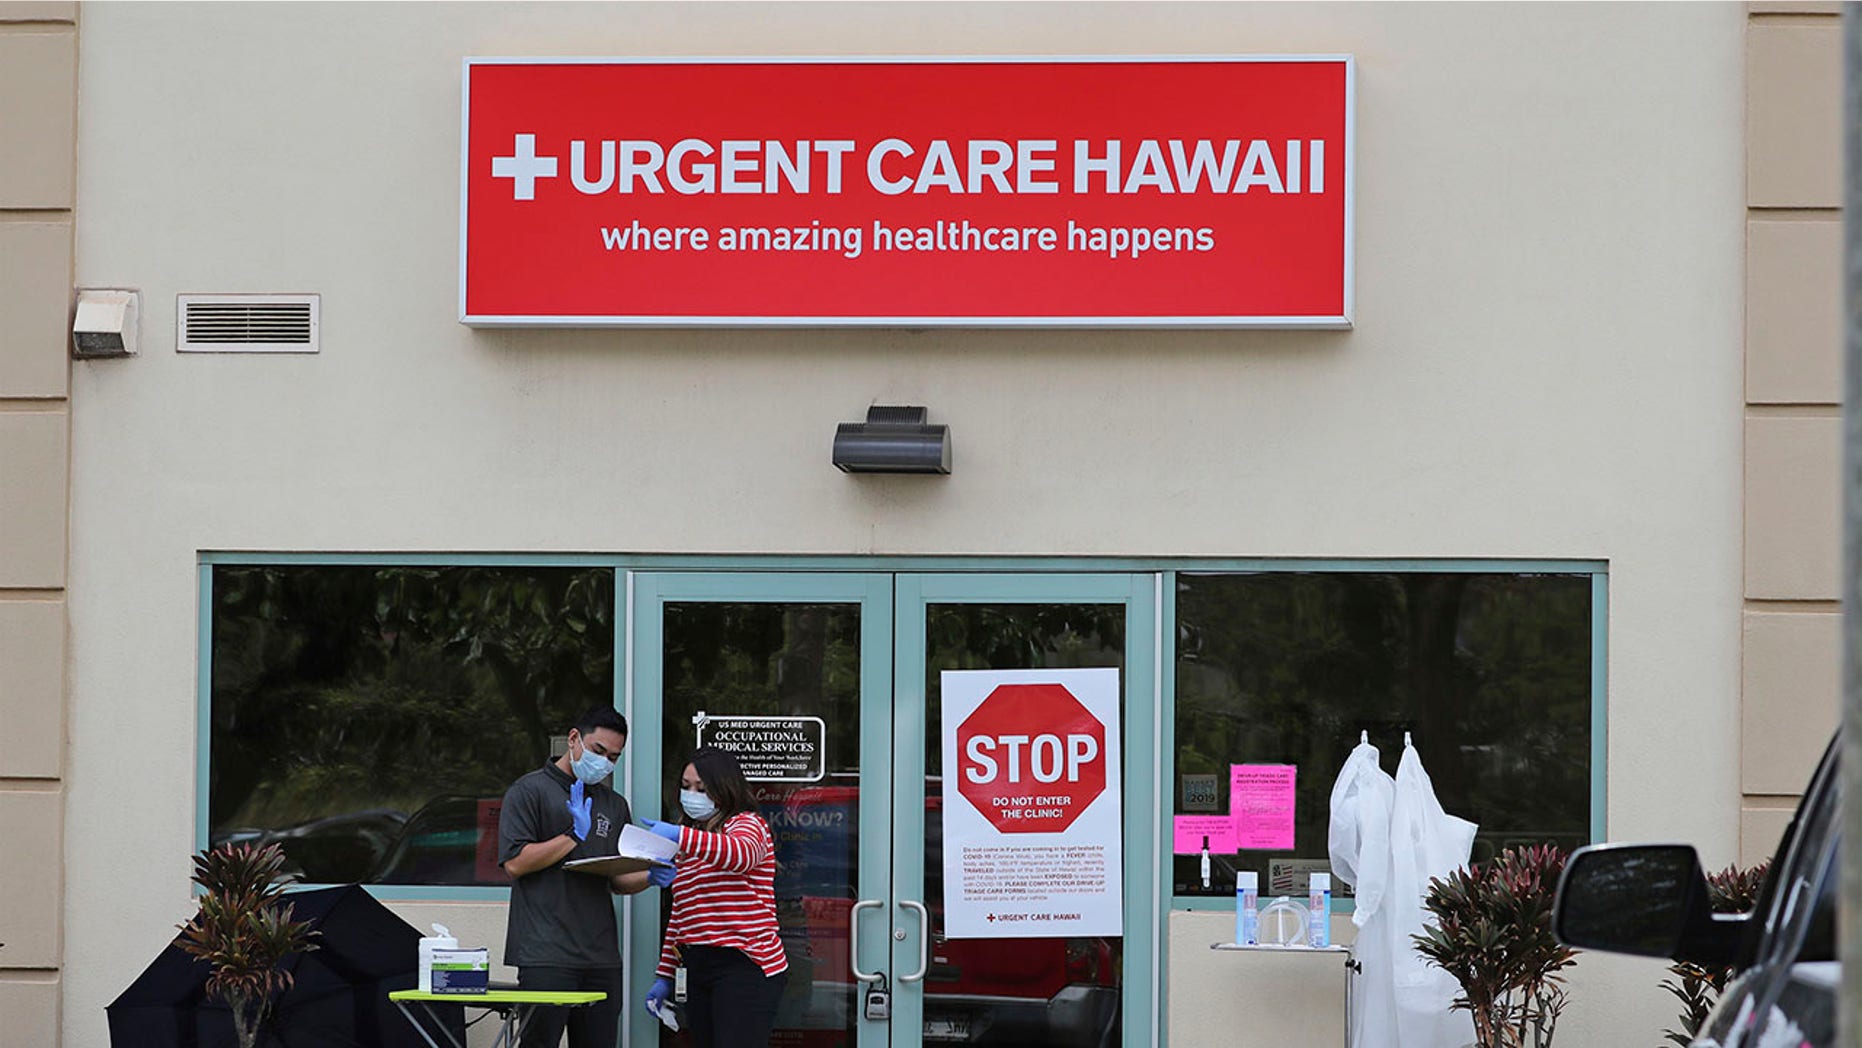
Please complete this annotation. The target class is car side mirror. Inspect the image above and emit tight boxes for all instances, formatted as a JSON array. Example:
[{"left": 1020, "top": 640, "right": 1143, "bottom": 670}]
[{"left": 1553, "top": 843, "right": 1743, "bottom": 967}]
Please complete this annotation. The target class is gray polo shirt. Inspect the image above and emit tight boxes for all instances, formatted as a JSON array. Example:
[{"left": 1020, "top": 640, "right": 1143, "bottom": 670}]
[{"left": 498, "top": 761, "right": 633, "bottom": 969}]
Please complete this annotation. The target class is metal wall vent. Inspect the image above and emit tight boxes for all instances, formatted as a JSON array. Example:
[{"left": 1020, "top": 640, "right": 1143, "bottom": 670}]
[{"left": 177, "top": 294, "right": 319, "bottom": 353}]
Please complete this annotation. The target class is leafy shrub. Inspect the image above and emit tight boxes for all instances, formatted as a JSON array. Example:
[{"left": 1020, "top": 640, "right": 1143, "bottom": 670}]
[
  {"left": 1414, "top": 843, "right": 1578, "bottom": 1048},
  {"left": 175, "top": 843, "right": 320, "bottom": 1048}
]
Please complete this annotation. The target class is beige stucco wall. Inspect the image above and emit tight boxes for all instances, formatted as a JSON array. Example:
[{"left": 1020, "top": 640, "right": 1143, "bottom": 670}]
[
  {"left": 62, "top": 3, "right": 1746, "bottom": 1046},
  {"left": 1165, "top": 911, "right": 1671, "bottom": 1048}
]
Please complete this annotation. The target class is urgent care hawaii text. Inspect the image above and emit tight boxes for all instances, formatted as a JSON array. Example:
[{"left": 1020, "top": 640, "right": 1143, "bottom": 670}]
[{"left": 509, "top": 136, "right": 1327, "bottom": 198}]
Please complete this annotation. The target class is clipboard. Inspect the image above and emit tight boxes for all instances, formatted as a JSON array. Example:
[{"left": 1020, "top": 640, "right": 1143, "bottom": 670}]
[
  {"left": 564, "top": 823, "right": 678, "bottom": 877},
  {"left": 563, "top": 855, "right": 667, "bottom": 876}
]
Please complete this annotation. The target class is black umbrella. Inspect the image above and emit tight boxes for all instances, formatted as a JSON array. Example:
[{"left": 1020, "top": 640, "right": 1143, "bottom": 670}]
[{"left": 107, "top": 885, "right": 465, "bottom": 1048}]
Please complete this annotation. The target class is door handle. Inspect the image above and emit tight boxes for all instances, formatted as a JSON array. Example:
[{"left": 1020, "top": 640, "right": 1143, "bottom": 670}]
[
  {"left": 897, "top": 899, "right": 930, "bottom": 983},
  {"left": 849, "top": 899, "right": 884, "bottom": 983}
]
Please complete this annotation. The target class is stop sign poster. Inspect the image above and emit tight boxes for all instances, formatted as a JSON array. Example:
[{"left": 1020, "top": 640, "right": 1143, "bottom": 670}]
[
  {"left": 461, "top": 57, "right": 1353, "bottom": 326},
  {"left": 940, "top": 668, "right": 1122, "bottom": 939}
]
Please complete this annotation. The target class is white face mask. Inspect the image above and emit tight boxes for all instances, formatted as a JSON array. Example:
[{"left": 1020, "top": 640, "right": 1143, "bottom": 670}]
[
  {"left": 680, "top": 788, "right": 717, "bottom": 820},
  {"left": 571, "top": 739, "right": 615, "bottom": 784}
]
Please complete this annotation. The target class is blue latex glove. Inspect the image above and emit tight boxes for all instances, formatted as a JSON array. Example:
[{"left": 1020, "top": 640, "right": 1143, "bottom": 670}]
[
  {"left": 647, "top": 862, "right": 677, "bottom": 889},
  {"left": 643, "top": 976, "right": 672, "bottom": 1017},
  {"left": 566, "top": 780, "right": 592, "bottom": 841},
  {"left": 640, "top": 818, "right": 682, "bottom": 844}
]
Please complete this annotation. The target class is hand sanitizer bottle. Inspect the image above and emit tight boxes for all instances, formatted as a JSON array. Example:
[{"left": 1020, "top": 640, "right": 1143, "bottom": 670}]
[
  {"left": 1236, "top": 871, "right": 1259, "bottom": 945},
  {"left": 1308, "top": 873, "right": 1331, "bottom": 948},
  {"left": 1199, "top": 836, "right": 1211, "bottom": 890}
]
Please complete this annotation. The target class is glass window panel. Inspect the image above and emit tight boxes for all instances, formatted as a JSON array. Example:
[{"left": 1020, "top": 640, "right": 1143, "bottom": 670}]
[
  {"left": 208, "top": 565, "right": 616, "bottom": 886},
  {"left": 1172, "top": 572, "right": 1593, "bottom": 899}
]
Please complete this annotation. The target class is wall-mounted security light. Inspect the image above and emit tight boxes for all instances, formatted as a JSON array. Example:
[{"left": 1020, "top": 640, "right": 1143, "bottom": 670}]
[
  {"left": 833, "top": 405, "right": 951, "bottom": 474},
  {"left": 71, "top": 289, "right": 139, "bottom": 358}
]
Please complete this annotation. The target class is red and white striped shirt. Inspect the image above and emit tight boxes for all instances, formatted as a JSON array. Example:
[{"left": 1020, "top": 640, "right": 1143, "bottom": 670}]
[{"left": 655, "top": 812, "right": 788, "bottom": 979}]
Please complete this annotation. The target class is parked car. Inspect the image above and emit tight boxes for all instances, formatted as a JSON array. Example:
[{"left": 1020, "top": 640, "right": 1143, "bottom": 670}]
[
  {"left": 372, "top": 794, "right": 509, "bottom": 885},
  {"left": 213, "top": 808, "right": 408, "bottom": 885},
  {"left": 1552, "top": 734, "right": 1838, "bottom": 1048}
]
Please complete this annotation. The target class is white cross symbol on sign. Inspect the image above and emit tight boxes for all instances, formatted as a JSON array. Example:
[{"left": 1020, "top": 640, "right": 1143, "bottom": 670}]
[{"left": 491, "top": 133, "right": 558, "bottom": 201}]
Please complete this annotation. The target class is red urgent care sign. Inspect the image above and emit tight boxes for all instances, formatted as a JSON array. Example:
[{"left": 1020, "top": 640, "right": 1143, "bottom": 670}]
[{"left": 461, "top": 57, "right": 1353, "bottom": 327}]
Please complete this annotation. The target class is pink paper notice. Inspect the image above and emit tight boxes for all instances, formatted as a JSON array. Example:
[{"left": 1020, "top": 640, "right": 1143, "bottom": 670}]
[
  {"left": 1172, "top": 815, "right": 1239, "bottom": 855},
  {"left": 1230, "top": 764, "right": 1297, "bottom": 850}
]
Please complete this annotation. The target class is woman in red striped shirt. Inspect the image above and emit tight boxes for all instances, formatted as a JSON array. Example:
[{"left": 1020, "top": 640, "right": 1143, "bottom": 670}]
[{"left": 640, "top": 746, "right": 788, "bottom": 1047}]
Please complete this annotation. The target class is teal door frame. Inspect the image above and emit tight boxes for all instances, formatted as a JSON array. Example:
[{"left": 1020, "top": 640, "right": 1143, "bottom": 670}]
[{"left": 626, "top": 570, "right": 1162, "bottom": 1048}]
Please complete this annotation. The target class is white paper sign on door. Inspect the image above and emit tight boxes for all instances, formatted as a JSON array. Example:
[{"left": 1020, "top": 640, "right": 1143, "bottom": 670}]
[{"left": 940, "top": 667, "right": 1123, "bottom": 939}]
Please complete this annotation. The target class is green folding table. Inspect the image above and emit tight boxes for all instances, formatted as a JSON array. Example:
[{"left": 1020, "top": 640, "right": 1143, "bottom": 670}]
[{"left": 388, "top": 989, "right": 608, "bottom": 1048}]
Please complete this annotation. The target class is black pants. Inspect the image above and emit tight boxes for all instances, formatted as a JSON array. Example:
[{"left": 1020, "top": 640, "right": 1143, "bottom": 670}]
[
  {"left": 516, "top": 965, "right": 624, "bottom": 1048},
  {"left": 682, "top": 945, "right": 788, "bottom": 1048}
]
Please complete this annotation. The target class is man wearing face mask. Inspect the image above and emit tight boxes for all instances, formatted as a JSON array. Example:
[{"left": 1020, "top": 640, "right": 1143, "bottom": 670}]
[{"left": 498, "top": 706, "right": 671, "bottom": 1048}]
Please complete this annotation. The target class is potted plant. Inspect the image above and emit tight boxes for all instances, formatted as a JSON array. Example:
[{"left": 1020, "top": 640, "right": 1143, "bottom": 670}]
[
  {"left": 1413, "top": 843, "right": 1579, "bottom": 1048},
  {"left": 175, "top": 842, "right": 320, "bottom": 1048},
  {"left": 1659, "top": 860, "right": 1769, "bottom": 1047}
]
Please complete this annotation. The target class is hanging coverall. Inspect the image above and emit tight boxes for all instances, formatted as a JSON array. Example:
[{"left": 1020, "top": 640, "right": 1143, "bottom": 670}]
[{"left": 1329, "top": 735, "right": 1478, "bottom": 1048}]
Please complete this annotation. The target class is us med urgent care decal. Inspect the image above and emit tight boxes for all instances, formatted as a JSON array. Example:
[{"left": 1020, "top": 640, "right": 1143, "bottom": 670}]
[
  {"left": 940, "top": 668, "right": 1122, "bottom": 939},
  {"left": 460, "top": 57, "right": 1353, "bottom": 327}
]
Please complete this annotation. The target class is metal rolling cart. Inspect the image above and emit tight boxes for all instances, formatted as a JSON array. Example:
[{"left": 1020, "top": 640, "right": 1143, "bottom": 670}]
[{"left": 1209, "top": 943, "right": 1358, "bottom": 1048}]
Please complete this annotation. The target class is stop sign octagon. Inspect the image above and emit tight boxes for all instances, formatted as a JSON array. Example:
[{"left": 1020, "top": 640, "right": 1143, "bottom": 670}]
[{"left": 956, "top": 683, "right": 1107, "bottom": 833}]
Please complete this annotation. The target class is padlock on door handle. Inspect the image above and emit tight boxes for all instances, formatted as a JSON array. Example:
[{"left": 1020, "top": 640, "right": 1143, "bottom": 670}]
[{"left": 863, "top": 976, "right": 891, "bottom": 1021}]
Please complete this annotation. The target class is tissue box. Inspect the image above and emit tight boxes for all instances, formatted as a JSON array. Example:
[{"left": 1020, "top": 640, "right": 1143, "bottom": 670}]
[{"left": 429, "top": 948, "right": 489, "bottom": 994}]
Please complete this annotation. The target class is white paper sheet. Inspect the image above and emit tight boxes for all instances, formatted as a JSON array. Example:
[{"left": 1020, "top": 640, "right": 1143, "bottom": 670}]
[{"left": 619, "top": 823, "right": 678, "bottom": 862}]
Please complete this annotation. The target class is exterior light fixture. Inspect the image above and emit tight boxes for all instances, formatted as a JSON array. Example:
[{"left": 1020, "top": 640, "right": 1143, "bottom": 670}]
[
  {"left": 71, "top": 289, "right": 140, "bottom": 358},
  {"left": 832, "top": 405, "right": 951, "bottom": 474}
]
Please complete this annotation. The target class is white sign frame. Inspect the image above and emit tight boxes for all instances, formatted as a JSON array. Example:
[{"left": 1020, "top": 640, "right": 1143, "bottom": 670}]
[{"left": 459, "top": 54, "right": 1355, "bottom": 330}]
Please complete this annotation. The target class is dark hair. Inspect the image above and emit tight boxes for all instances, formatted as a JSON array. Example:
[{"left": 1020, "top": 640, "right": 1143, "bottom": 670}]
[
  {"left": 684, "top": 746, "right": 754, "bottom": 827},
  {"left": 574, "top": 706, "right": 629, "bottom": 740}
]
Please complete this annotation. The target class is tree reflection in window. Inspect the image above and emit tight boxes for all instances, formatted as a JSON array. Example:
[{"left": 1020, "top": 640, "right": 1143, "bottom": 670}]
[
  {"left": 1173, "top": 572, "right": 1592, "bottom": 898},
  {"left": 209, "top": 565, "right": 615, "bottom": 886}
]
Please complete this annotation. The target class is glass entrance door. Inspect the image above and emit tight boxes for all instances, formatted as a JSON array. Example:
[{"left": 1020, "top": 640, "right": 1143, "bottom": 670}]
[
  {"left": 890, "top": 575, "right": 1157, "bottom": 1048},
  {"left": 628, "top": 572, "right": 1158, "bottom": 1048},
  {"left": 629, "top": 573, "right": 895, "bottom": 1048}
]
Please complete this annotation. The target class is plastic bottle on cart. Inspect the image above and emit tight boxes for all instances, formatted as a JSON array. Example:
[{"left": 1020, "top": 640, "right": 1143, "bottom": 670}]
[
  {"left": 1236, "top": 871, "right": 1259, "bottom": 945},
  {"left": 1307, "top": 874, "right": 1331, "bottom": 948}
]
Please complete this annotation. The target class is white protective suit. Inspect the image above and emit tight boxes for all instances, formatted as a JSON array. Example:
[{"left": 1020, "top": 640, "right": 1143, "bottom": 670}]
[
  {"left": 1328, "top": 734, "right": 1478, "bottom": 1048},
  {"left": 1328, "top": 734, "right": 1398, "bottom": 1048}
]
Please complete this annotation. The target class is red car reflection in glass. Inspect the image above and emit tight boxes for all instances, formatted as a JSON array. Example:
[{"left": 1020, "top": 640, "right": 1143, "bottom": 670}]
[{"left": 769, "top": 779, "right": 1119, "bottom": 1048}]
